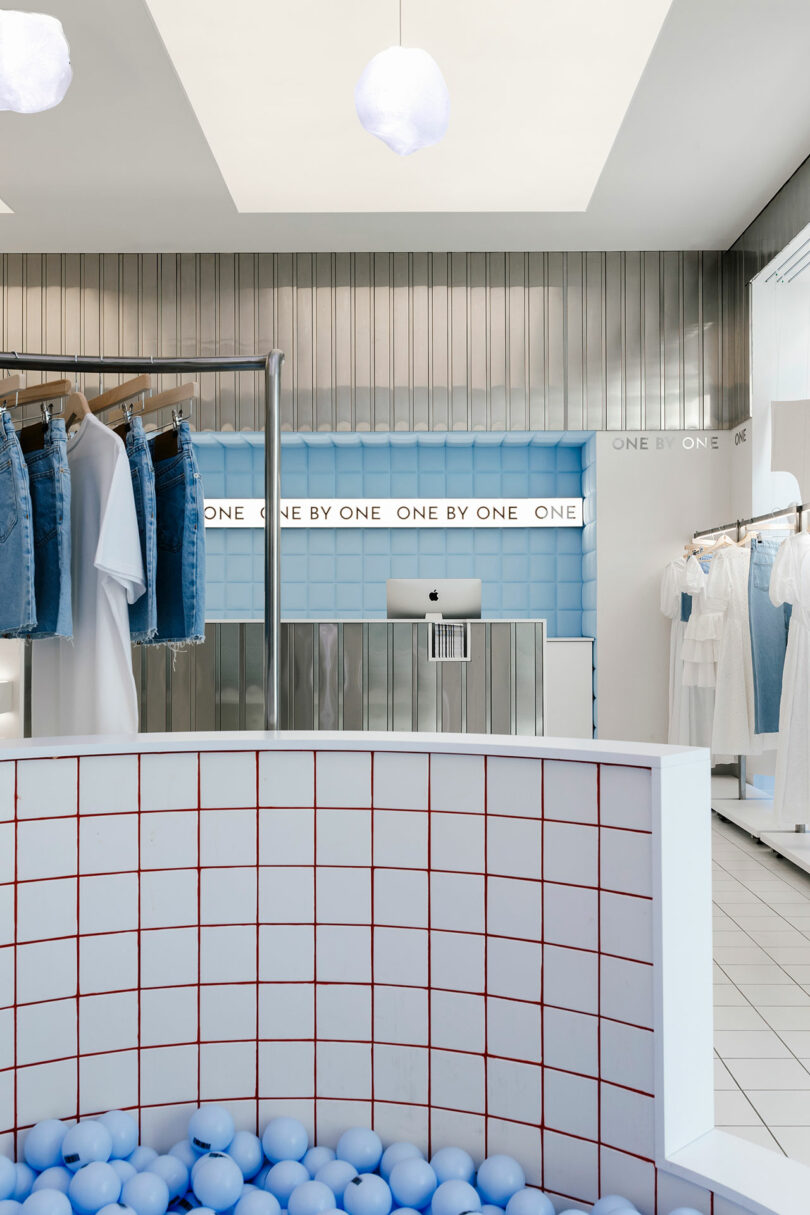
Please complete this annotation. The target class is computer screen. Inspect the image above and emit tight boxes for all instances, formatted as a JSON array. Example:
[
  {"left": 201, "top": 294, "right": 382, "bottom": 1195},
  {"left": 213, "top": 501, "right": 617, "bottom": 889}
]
[{"left": 386, "top": 578, "right": 482, "bottom": 620}]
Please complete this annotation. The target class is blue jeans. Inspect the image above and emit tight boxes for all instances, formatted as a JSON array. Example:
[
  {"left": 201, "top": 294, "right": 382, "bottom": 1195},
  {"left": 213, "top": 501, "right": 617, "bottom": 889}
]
[
  {"left": 22, "top": 419, "right": 72, "bottom": 639},
  {"left": 147, "top": 421, "right": 206, "bottom": 644},
  {"left": 125, "top": 418, "right": 158, "bottom": 643},
  {"left": 748, "top": 535, "right": 792, "bottom": 734},
  {"left": 0, "top": 411, "right": 36, "bottom": 635}
]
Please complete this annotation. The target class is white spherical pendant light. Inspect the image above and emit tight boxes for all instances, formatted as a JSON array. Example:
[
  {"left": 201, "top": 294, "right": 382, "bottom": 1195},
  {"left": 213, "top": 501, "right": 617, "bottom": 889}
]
[
  {"left": 0, "top": 10, "right": 72, "bottom": 114},
  {"left": 354, "top": 43, "right": 449, "bottom": 156}
]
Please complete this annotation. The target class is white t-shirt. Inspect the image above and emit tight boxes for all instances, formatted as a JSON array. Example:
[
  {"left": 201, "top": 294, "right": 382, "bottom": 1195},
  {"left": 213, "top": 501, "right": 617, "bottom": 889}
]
[{"left": 32, "top": 413, "right": 145, "bottom": 737}]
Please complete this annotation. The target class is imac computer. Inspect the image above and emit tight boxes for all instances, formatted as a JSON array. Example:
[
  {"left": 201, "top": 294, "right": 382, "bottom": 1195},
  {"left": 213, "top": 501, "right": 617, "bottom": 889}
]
[{"left": 386, "top": 578, "right": 482, "bottom": 620}]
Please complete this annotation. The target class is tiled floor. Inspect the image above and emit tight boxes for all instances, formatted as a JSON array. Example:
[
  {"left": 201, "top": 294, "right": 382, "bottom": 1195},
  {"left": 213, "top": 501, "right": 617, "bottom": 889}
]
[{"left": 713, "top": 813, "right": 810, "bottom": 1162}]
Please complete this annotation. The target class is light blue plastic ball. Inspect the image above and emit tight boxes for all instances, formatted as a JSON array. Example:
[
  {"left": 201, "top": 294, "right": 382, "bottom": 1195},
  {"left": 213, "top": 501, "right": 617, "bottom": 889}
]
[
  {"left": 503, "top": 1192, "right": 553, "bottom": 1215},
  {"left": 228, "top": 1135, "right": 264, "bottom": 1182},
  {"left": 557, "top": 1210, "right": 588, "bottom": 1215},
  {"left": 98, "top": 1207, "right": 137, "bottom": 1215},
  {"left": 388, "top": 1160, "right": 437, "bottom": 1210},
  {"left": 475, "top": 1158, "right": 524, "bottom": 1209},
  {"left": 170, "top": 1147, "right": 199, "bottom": 1173},
  {"left": 666, "top": 1210, "right": 702, "bottom": 1215},
  {"left": 148, "top": 1158, "right": 190, "bottom": 1202},
  {"left": 341, "top": 1175, "right": 391, "bottom": 1215},
  {"left": 32, "top": 1171, "right": 71, "bottom": 1197},
  {"left": 253, "top": 1170, "right": 271, "bottom": 1192},
  {"left": 335, "top": 1134, "right": 382, "bottom": 1177},
  {"left": 261, "top": 1121, "right": 308, "bottom": 1167},
  {"left": 301, "top": 1152, "right": 334, "bottom": 1182},
  {"left": 21, "top": 1192, "right": 72, "bottom": 1215},
  {"left": 263, "top": 1163, "right": 309, "bottom": 1208},
  {"left": 234, "top": 1191, "right": 281, "bottom": 1215},
  {"left": 429, "top": 1151, "right": 475, "bottom": 1187},
  {"left": 480, "top": 1206, "right": 504, "bottom": 1215},
  {"left": 110, "top": 1163, "right": 138, "bottom": 1187},
  {"left": 189, "top": 1111, "right": 236, "bottom": 1157},
  {"left": 287, "top": 1181, "right": 335, "bottom": 1215},
  {"left": 129, "top": 1151, "right": 159, "bottom": 1175},
  {"left": 430, "top": 1181, "right": 481, "bottom": 1215},
  {"left": 171, "top": 1193, "right": 199, "bottom": 1213},
  {"left": 0, "top": 1163, "right": 16, "bottom": 1203},
  {"left": 98, "top": 1113, "right": 140, "bottom": 1162},
  {"left": 62, "top": 1123, "right": 113, "bottom": 1173},
  {"left": 122, "top": 1172, "right": 171, "bottom": 1215},
  {"left": 12, "top": 1167, "right": 36, "bottom": 1203},
  {"left": 590, "top": 1201, "right": 637, "bottom": 1215},
  {"left": 69, "top": 1163, "right": 122, "bottom": 1215},
  {"left": 191, "top": 1155, "right": 243, "bottom": 1213},
  {"left": 24, "top": 1121, "right": 67, "bottom": 1172},
  {"left": 313, "top": 1163, "right": 356, "bottom": 1207},
  {"left": 0, "top": 1203, "right": 22, "bottom": 1215},
  {"left": 378, "top": 1147, "right": 422, "bottom": 1185}
]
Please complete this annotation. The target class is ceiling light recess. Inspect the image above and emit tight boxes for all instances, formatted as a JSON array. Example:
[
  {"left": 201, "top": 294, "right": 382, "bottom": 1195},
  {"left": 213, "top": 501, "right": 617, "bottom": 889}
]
[
  {"left": 354, "top": 0, "right": 449, "bottom": 156},
  {"left": 0, "top": 9, "right": 71, "bottom": 114}
]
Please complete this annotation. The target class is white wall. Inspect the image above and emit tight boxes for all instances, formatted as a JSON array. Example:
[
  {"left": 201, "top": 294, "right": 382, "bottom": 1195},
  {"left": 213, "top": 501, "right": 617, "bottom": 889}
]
[
  {"left": 596, "top": 431, "right": 734, "bottom": 743},
  {"left": 0, "top": 640, "right": 24, "bottom": 740}
]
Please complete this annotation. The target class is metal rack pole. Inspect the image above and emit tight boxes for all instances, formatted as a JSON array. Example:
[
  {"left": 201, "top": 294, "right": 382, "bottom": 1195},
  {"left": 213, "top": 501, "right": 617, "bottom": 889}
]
[{"left": 0, "top": 349, "right": 285, "bottom": 733}]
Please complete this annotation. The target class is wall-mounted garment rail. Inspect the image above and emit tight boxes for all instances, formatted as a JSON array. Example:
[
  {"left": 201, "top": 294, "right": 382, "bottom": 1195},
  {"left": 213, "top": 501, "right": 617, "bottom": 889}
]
[
  {"left": 694, "top": 501, "right": 810, "bottom": 541},
  {"left": 0, "top": 349, "right": 285, "bottom": 730}
]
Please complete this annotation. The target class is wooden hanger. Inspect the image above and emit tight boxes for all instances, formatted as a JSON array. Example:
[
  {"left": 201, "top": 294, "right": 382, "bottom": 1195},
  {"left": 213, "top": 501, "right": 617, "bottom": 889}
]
[
  {"left": 0, "top": 378, "right": 71, "bottom": 407},
  {"left": 19, "top": 389, "right": 90, "bottom": 454},
  {"left": 0, "top": 374, "right": 26, "bottom": 403},
  {"left": 106, "top": 380, "right": 198, "bottom": 426},
  {"left": 89, "top": 374, "right": 151, "bottom": 415}
]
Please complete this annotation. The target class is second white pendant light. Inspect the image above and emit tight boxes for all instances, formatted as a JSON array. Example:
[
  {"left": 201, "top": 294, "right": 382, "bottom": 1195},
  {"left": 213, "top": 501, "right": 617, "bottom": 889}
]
[{"left": 354, "top": 0, "right": 449, "bottom": 157}]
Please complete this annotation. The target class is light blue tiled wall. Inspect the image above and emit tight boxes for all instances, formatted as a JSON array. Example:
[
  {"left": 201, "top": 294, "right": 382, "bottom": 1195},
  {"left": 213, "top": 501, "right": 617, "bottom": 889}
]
[
  {"left": 193, "top": 432, "right": 593, "bottom": 636},
  {"left": 582, "top": 434, "right": 598, "bottom": 732}
]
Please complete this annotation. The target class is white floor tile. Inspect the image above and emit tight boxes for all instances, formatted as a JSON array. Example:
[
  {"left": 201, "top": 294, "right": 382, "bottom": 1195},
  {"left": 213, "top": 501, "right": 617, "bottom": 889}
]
[
  {"left": 758, "top": 1006, "right": 810, "bottom": 1033},
  {"left": 714, "top": 1005, "right": 769, "bottom": 1030},
  {"left": 771, "top": 1126, "right": 810, "bottom": 1164},
  {"left": 715, "top": 1091, "right": 763, "bottom": 1125},
  {"left": 746, "top": 1090, "right": 810, "bottom": 1125},
  {"left": 725, "top": 1059, "right": 810, "bottom": 1090},
  {"left": 713, "top": 1030, "right": 791, "bottom": 1059},
  {"left": 721, "top": 964, "right": 795, "bottom": 985},
  {"left": 714, "top": 1059, "right": 738, "bottom": 1090},
  {"left": 714, "top": 984, "right": 749, "bottom": 1007},
  {"left": 774, "top": 1031, "right": 810, "bottom": 1057},
  {"left": 737, "top": 984, "right": 810, "bottom": 1007}
]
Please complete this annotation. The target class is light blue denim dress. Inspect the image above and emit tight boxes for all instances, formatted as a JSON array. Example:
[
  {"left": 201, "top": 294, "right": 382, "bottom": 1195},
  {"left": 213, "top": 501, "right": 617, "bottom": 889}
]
[
  {"left": 19, "top": 418, "right": 72, "bottom": 639},
  {"left": 0, "top": 410, "right": 36, "bottom": 635},
  {"left": 147, "top": 420, "right": 206, "bottom": 644},
  {"left": 748, "top": 534, "right": 792, "bottom": 734},
  {"left": 124, "top": 417, "right": 158, "bottom": 643}
]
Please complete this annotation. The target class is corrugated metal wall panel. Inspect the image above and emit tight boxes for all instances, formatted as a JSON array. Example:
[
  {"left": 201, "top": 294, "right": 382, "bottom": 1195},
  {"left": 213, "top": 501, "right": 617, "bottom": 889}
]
[{"left": 0, "top": 251, "right": 724, "bottom": 432}]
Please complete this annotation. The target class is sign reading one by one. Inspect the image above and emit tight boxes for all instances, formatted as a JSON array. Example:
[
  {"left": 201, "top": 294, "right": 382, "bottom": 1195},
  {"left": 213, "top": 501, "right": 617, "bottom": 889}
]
[{"left": 204, "top": 498, "right": 584, "bottom": 529}]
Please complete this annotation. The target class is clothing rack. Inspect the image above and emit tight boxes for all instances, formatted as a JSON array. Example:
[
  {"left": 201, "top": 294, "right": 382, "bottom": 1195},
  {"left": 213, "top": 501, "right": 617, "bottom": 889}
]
[
  {"left": 691, "top": 499, "right": 808, "bottom": 808},
  {"left": 0, "top": 350, "right": 285, "bottom": 732}
]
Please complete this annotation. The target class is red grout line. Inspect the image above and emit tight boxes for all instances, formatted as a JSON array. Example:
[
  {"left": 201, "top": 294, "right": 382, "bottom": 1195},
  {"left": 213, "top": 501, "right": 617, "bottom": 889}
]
[
  {"left": 136, "top": 753, "right": 142, "bottom": 1142},
  {"left": 312, "top": 750, "right": 318, "bottom": 1142},
  {"left": 426, "top": 752, "right": 432, "bottom": 1155},
  {"left": 483, "top": 754, "right": 489, "bottom": 1158},
  {"left": 196, "top": 752, "right": 202, "bottom": 1108},
  {"left": 539, "top": 757, "right": 545, "bottom": 1192},
  {"left": 370, "top": 753, "right": 375, "bottom": 1133},
  {"left": 255, "top": 749, "right": 260, "bottom": 1132},
  {"left": 12, "top": 760, "right": 18, "bottom": 1159},
  {"left": 596, "top": 762, "right": 602, "bottom": 1197},
  {"left": 75, "top": 756, "right": 81, "bottom": 1120}
]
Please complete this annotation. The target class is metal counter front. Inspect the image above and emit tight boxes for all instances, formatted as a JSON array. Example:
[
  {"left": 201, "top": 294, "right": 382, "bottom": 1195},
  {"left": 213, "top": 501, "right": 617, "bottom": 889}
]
[{"left": 124, "top": 620, "right": 548, "bottom": 736}]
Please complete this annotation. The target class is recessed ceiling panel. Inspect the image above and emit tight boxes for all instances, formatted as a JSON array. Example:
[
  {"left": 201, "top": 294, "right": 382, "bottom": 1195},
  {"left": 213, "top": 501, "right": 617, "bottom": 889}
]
[{"left": 144, "top": 0, "right": 672, "bottom": 213}]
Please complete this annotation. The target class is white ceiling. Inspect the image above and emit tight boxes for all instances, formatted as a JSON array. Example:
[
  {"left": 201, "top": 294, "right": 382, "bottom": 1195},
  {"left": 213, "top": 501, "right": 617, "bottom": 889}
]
[
  {"left": 0, "top": 0, "right": 808, "bottom": 251},
  {"left": 143, "top": 0, "right": 672, "bottom": 214}
]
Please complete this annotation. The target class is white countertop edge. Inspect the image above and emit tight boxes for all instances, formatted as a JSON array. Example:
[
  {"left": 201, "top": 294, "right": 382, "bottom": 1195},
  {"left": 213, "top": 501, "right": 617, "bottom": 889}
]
[
  {"left": 0, "top": 730, "right": 706, "bottom": 769},
  {"left": 666, "top": 1128, "right": 810, "bottom": 1215}
]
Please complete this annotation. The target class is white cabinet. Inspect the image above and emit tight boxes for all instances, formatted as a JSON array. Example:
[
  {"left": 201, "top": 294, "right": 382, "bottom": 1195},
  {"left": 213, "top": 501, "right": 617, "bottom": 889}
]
[{"left": 544, "top": 638, "right": 594, "bottom": 738}]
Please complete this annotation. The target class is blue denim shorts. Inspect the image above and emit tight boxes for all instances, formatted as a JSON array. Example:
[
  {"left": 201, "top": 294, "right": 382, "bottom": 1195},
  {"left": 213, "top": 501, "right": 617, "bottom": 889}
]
[
  {"left": 146, "top": 420, "right": 206, "bottom": 644},
  {"left": 20, "top": 418, "right": 72, "bottom": 639},
  {"left": 124, "top": 417, "right": 158, "bottom": 643},
  {"left": 0, "top": 410, "right": 36, "bottom": 636}
]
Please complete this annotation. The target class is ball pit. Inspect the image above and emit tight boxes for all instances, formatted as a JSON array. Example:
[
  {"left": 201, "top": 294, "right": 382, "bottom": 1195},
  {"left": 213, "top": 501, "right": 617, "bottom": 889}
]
[{"left": 0, "top": 1105, "right": 707, "bottom": 1215}]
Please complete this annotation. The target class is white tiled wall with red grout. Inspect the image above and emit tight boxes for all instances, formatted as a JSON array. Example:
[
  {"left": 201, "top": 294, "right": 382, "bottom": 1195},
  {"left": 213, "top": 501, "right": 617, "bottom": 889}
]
[{"left": 0, "top": 738, "right": 788, "bottom": 1215}]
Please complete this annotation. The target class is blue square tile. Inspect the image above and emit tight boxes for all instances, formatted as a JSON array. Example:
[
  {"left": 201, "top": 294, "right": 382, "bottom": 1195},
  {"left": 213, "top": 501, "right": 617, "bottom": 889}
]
[
  {"left": 582, "top": 582, "right": 596, "bottom": 610},
  {"left": 446, "top": 555, "right": 473, "bottom": 578},
  {"left": 418, "top": 532, "right": 446, "bottom": 554},
  {"left": 225, "top": 446, "right": 253, "bottom": 473},
  {"left": 309, "top": 532, "right": 336, "bottom": 555},
  {"left": 337, "top": 531, "right": 363, "bottom": 553},
  {"left": 391, "top": 530, "right": 418, "bottom": 553},
  {"left": 282, "top": 583, "right": 308, "bottom": 611},
  {"left": 557, "top": 610, "right": 583, "bottom": 636},
  {"left": 364, "top": 556, "right": 392, "bottom": 581},
  {"left": 501, "top": 446, "right": 529, "bottom": 471},
  {"left": 502, "top": 530, "right": 529, "bottom": 553},
  {"left": 284, "top": 555, "right": 308, "bottom": 581},
  {"left": 474, "top": 532, "right": 500, "bottom": 554},
  {"left": 419, "top": 447, "right": 446, "bottom": 471},
  {"left": 336, "top": 583, "right": 363, "bottom": 609},
  {"left": 205, "top": 530, "right": 226, "bottom": 554},
  {"left": 229, "top": 532, "right": 252, "bottom": 554},
  {"left": 528, "top": 447, "right": 557, "bottom": 472},
  {"left": 201, "top": 471, "right": 227, "bottom": 497},
  {"left": 557, "top": 583, "right": 582, "bottom": 610},
  {"left": 445, "top": 531, "right": 474, "bottom": 554},
  {"left": 482, "top": 585, "right": 502, "bottom": 611},
  {"left": 308, "top": 584, "right": 336, "bottom": 610},
  {"left": 309, "top": 473, "right": 337, "bottom": 496},
  {"left": 309, "top": 556, "right": 336, "bottom": 582},
  {"left": 391, "top": 473, "right": 418, "bottom": 496},
  {"left": 418, "top": 473, "right": 447, "bottom": 496},
  {"left": 445, "top": 446, "right": 474, "bottom": 472},
  {"left": 309, "top": 447, "right": 336, "bottom": 473},
  {"left": 446, "top": 473, "right": 475, "bottom": 496},
  {"left": 418, "top": 556, "right": 448, "bottom": 579},
  {"left": 557, "top": 555, "right": 582, "bottom": 582},
  {"left": 338, "top": 556, "right": 363, "bottom": 582},
  {"left": 226, "top": 556, "right": 253, "bottom": 583},
  {"left": 363, "top": 473, "right": 392, "bottom": 496},
  {"left": 282, "top": 530, "right": 308, "bottom": 554},
  {"left": 544, "top": 612, "right": 558, "bottom": 637},
  {"left": 281, "top": 447, "right": 307, "bottom": 471},
  {"left": 473, "top": 473, "right": 502, "bottom": 496},
  {"left": 206, "top": 555, "right": 225, "bottom": 583},
  {"left": 529, "top": 531, "right": 556, "bottom": 554},
  {"left": 473, "top": 447, "right": 501, "bottom": 472},
  {"left": 557, "top": 472, "right": 583, "bottom": 497},
  {"left": 556, "top": 530, "right": 582, "bottom": 554},
  {"left": 472, "top": 556, "right": 502, "bottom": 582},
  {"left": 391, "top": 556, "right": 419, "bottom": 578},
  {"left": 557, "top": 447, "right": 582, "bottom": 471},
  {"left": 529, "top": 473, "right": 558, "bottom": 496},
  {"left": 391, "top": 447, "right": 418, "bottom": 471},
  {"left": 340, "top": 446, "right": 363, "bottom": 471},
  {"left": 502, "top": 472, "right": 529, "bottom": 496},
  {"left": 529, "top": 583, "right": 556, "bottom": 611},
  {"left": 282, "top": 472, "right": 309, "bottom": 497},
  {"left": 225, "top": 582, "right": 252, "bottom": 611},
  {"left": 503, "top": 555, "right": 527, "bottom": 580},
  {"left": 364, "top": 531, "right": 390, "bottom": 554}
]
